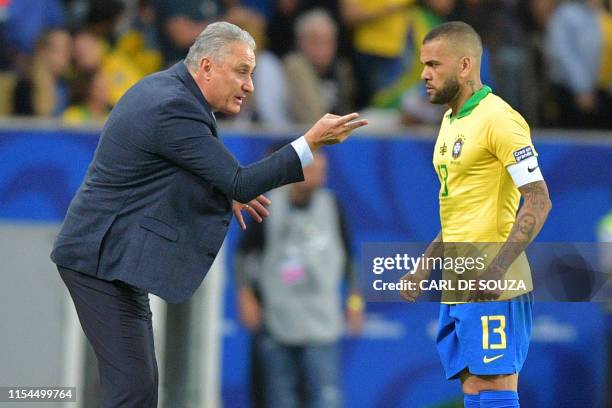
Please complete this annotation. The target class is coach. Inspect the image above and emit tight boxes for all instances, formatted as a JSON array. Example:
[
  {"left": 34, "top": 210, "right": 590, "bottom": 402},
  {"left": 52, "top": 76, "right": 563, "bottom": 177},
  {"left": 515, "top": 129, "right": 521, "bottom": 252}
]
[{"left": 50, "top": 22, "right": 366, "bottom": 407}]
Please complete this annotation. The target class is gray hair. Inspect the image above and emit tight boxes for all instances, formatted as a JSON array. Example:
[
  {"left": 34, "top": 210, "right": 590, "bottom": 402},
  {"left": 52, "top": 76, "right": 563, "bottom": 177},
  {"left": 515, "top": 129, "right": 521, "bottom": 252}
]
[
  {"left": 185, "top": 22, "right": 256, "bottom": 71},
  {"left": 295, "top": 9, "right": 337, "bottom": 40}
]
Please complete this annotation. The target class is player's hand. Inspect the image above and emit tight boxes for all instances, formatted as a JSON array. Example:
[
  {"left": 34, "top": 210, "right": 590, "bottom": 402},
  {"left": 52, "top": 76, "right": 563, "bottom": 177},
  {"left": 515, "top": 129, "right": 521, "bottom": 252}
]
[
  {"left": 233, "top": 195, "right": 272, "bottom": 230},
  {"left": 467, "top": 264, "right": 505, "bottom": 302},
  {"left": 237, "top": 287, "right": 262, "bottom": 331},
  {"left": 399, "top": 268, "right": 429, "bottom": 303},
  {"left": 304, "top": 112, "right": 368, "bottom": 151}
]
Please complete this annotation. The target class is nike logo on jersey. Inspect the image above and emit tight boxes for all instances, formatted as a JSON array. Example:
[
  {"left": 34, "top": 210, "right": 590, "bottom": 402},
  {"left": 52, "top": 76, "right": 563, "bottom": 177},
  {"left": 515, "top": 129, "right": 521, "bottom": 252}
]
[
  {"left": 483, "top": 354, "right": 504, "bottom": 364},
  {"left": 528, "top": 165, "right": 539, "bottom": 173}
]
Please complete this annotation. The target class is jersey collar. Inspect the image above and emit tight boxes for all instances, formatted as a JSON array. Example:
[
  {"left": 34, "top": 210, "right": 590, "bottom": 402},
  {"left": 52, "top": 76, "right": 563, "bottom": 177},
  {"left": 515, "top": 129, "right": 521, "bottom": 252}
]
[{"left": 447, "top": 85, "right": 492, "bottom": 123}]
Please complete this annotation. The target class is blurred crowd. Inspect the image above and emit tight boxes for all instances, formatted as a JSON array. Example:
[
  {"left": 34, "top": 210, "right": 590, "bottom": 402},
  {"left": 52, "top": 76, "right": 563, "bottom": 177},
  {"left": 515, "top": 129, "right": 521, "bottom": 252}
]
[{"left": 0, "top": 0, "right": 610, "bottom": 129}]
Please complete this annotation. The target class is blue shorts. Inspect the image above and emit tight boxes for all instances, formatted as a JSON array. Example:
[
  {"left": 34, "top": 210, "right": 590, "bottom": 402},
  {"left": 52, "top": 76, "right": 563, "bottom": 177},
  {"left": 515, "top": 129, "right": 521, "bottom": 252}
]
[{"left": 436, "top": 293, "right": 533, "bottom": 380}]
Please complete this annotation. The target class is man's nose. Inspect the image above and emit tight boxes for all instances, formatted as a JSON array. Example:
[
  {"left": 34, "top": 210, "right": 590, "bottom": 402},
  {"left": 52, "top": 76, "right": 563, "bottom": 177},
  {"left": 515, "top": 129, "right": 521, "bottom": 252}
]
[
  {"left": 244, "top": 76, "right": 254, "bottom": 93},
  {"left": 420, "top": 67, "right": 430, "bottom": 81}
]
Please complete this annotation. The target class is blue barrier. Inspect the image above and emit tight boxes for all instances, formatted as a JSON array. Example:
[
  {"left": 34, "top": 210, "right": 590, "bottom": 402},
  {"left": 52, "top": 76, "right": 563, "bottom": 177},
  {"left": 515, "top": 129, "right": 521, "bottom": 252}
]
[{"left": 1, "top": 128, "right": 609, "bottom": 407}]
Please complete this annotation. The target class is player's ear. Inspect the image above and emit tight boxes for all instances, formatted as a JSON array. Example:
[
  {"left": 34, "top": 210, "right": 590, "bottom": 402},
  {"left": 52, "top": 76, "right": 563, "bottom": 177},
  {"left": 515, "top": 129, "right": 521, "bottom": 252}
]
[{"left": 458, "top": 56, "right": 473, "bottom": 79}]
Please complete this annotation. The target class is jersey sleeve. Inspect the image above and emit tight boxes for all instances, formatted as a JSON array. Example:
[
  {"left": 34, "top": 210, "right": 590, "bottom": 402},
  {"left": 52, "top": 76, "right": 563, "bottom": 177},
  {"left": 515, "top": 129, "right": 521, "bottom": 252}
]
[{"left": 486, "top": 107, "right": 537, "bottom": 167}]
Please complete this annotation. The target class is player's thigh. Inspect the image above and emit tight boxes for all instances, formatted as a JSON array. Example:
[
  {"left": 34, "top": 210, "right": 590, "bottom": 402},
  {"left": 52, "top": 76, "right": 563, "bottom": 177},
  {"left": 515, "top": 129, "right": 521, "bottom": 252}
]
[{"left": 460, "top": 370, "right": 518, "bottom": 394}]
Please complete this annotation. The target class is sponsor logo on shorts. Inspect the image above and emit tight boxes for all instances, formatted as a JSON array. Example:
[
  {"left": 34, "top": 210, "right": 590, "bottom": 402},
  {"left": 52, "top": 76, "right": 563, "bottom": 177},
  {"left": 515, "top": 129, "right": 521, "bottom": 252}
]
[{"left": 483, "top": 354, "right": 504, "bottom": 364}]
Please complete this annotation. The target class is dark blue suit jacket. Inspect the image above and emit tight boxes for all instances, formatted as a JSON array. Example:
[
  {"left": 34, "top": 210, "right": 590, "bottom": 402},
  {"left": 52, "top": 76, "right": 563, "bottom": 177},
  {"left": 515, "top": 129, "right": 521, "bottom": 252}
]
[{"left": 51, "top": 61, "right": 304, "bottom": 303}]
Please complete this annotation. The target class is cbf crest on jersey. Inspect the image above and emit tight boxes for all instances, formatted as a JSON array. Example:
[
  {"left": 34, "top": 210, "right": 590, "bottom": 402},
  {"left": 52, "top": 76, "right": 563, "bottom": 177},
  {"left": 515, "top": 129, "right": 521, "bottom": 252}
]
[{"left": 452, "top": 135, "right": 465, "bottom": 159}]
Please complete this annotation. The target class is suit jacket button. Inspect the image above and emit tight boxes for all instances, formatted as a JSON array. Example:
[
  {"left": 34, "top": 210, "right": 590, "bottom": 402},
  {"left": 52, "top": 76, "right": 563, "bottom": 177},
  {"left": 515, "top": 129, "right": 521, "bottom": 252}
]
[
  {"left": 222, "top": 220, "right": 229, "bottom": 226},
  {"left": 207, "top": 252, "right": 216, "bottom": 258}
]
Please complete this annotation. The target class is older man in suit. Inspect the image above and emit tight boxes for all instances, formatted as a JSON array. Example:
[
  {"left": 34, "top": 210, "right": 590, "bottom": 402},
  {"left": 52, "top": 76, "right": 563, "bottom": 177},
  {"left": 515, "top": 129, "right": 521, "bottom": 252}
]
[{"left": 50, "top": 22, "right": 367, "bottom": 407}]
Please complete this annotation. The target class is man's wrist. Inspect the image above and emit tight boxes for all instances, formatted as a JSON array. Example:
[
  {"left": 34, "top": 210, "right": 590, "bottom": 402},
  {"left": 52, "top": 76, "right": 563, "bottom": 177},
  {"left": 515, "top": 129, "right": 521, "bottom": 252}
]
[
  {"left": 290, "top": 136, "right": 314, "bottom": 167},
  {"left": 304, "top": 132, "right": 319, "bottom": 152}
]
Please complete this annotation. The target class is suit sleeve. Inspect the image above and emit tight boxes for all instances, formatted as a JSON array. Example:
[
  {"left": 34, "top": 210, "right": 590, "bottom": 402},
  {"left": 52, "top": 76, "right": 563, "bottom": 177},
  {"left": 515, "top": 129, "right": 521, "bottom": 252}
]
[{"left": 155, "top": 98, "right": 304, "bottom": 202}]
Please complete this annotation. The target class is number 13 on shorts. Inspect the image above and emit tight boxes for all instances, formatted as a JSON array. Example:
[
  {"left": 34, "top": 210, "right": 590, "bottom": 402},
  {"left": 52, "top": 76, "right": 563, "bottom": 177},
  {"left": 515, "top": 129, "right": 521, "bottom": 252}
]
[{"left": 481, "top": 315, "right": 507, "bottom": 350}]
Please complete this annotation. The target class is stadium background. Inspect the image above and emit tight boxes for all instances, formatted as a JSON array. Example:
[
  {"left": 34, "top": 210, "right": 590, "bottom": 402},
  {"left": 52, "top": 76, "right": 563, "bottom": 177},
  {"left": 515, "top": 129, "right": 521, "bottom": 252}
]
[{"left": 0, "top": 127, "right": 609, "bottom": 407}]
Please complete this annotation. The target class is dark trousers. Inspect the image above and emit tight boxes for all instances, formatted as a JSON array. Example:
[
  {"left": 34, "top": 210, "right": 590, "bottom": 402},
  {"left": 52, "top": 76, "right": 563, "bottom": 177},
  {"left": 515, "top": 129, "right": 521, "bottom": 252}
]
[{"left": 58, "top": 266, "right": 159, "bottom": 408}]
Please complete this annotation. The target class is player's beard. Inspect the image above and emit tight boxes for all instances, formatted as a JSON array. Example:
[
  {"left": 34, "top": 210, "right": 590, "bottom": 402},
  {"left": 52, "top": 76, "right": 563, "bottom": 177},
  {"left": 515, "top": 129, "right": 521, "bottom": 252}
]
[{"left": 430, "top": 76, "right": 461, "bottom": 105}]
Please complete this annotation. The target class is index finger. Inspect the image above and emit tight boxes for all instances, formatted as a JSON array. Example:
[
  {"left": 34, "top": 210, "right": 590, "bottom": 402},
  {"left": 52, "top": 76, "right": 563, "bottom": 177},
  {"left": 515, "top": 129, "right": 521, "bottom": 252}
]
[
  {"left": 334, "top": 112, "right": 360, "bottom": 126},
  {"left": 343, "top": 119, "right": 369, "bottom": 131}
]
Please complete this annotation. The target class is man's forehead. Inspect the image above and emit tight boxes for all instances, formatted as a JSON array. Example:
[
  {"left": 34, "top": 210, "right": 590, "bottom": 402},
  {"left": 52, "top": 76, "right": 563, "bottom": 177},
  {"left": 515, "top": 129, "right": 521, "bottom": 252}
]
[
  {"left": 228, "top": 42, "right": 256, "bottom": 67},
  {"left": 420, "top": 38, "right": 451, "bottom": 61},
  {"left": 237, "top": 60, "right": 256, "bottom": 69}
]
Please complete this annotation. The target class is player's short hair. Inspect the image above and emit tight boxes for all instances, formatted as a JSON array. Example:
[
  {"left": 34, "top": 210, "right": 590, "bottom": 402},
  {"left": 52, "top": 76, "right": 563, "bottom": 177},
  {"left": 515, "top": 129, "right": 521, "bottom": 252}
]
[
  {"left": 423, "top": 21, "right": 483, "bottom": 57},
  {"left": 185, "top": 22, "right": 256, "bottom": 71},
  {"left": 295, "top": 9, "right": 337, "bottom": 40}
]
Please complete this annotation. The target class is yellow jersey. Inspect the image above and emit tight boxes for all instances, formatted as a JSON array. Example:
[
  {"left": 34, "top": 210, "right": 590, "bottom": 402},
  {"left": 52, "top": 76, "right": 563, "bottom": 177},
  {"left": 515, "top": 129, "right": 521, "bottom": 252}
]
[
  {"left": 432, "top": 86, "right": 535, "bottom": 300},
  {"left": 350, "top": 0, "right": 413, "bottom": 58}
]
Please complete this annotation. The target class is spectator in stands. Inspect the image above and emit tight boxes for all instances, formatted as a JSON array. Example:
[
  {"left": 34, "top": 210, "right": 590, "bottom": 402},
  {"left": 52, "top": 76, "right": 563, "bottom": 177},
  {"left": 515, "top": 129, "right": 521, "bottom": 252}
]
[
  {"left": 235, "top": 150, "right": 364, "bottom": 408},
  {"left": 225, "top": 15, "right": 292, "bottom": 128},
  {"left": 114, "top": 0, "right": 163, "bottom": 77},
  {"left": 520, "top": 0, "right": 559, "bottom": 127},
  {"left": 13, "top": 28, "right": 72, "bottom": 117},
  {"left": 544, "top": 0, "right": 612, "bottom": 129},
  {"left": 76, "top": 0, "right": 146, "bottom": 107},
  {"left": 0, "top": 0, "right": 14, "bottom": 115},
  {"left": 0, "top": 0, "right": 11, "bottom": 69},
  {"left": 370, "top": 0, "right": 455, "bottom": 122},
  {"left": 456, "top": 0, "right": 537, "bottom": 122},
  {"left": 284, "top": 9, "right": 355, "bottom": 124},
  {"left": 266, "top": 0, "right": 301, "bottom": 58},
  {"left": 266, "top": 0, "right": 350, "bottom": 59},
  {"left": 62, "top": 68, "right": 110, "bottom": 124},
  {"left": 154, "top": 0, "right": 261, "bottom": 66},
  {"left": 4, "top": 0, "right": 65, "bottom": 58},
  {"left": 85, "top": 0, "right": 125, "bottom": 41},
  {"left": 72, "top": 30, "right": 104, "bottom": 72},
  {"left": 341, "top": 0, "right": 413, "bottom": 107},
  {"left": 71, "top": 1, "right": 161, "bottom": 108}
]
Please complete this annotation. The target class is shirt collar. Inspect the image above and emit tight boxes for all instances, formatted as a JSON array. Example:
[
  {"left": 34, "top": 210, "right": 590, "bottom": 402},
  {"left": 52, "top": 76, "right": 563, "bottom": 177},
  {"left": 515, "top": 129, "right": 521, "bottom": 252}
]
[{"left": 447, "top": 85, "right": 491, "bottom": 122}]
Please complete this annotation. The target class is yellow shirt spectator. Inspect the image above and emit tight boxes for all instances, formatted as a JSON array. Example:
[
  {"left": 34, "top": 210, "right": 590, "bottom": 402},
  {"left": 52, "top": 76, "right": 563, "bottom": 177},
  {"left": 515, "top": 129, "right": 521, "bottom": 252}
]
[{"left": 344, "top": 0, "right": 413, "bottom": 58}]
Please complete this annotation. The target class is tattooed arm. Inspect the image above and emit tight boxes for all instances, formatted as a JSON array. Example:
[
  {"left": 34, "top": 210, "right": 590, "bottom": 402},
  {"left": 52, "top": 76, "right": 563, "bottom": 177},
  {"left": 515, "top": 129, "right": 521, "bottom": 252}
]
[
  {"left": 470, "top": 180, "right": 552, "bottom": 300},
  {"left": 498, "top": 180, "right": 552, "bottom": 265}
]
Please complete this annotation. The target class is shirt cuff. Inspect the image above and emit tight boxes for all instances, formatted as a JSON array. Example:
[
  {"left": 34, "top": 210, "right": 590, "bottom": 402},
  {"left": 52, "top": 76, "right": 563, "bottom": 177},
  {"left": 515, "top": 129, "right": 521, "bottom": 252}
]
[{"left": 290, "top": 136, "right": 314, "bottom": 168}]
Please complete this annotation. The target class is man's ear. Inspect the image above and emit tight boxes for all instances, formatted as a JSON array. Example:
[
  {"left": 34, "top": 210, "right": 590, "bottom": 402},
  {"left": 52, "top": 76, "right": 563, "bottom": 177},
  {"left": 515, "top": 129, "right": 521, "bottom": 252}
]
[
  {"left": 458, "top": 56, "right": 472, "bottom": 79},
  {"left": 199, "top": 57, "right": 214, "bottom": 80}
]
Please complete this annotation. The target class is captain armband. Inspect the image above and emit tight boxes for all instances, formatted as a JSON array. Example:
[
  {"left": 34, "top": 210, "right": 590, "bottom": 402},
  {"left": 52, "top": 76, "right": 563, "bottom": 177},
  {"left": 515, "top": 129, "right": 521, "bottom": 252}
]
[{"left": 506, "top": 156, "right": 543, "bottom": 187}]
